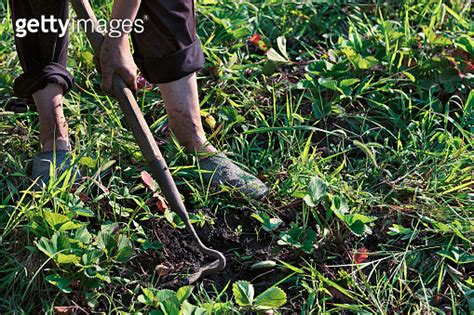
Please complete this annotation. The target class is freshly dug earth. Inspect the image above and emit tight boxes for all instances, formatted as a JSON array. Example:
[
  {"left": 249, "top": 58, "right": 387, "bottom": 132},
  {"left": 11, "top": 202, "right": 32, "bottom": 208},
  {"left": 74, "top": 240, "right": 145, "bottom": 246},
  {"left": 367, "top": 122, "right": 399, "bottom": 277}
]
[{"left": 131, "top": 203, "right": 306, "bottom": 310}]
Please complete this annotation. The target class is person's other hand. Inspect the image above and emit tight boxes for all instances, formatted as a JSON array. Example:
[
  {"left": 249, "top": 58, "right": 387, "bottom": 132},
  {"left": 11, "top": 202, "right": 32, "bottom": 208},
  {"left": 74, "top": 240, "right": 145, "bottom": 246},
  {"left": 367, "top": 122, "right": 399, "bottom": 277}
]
[{"left": 99, "top": 36, "right": 138, "bottom": 94}]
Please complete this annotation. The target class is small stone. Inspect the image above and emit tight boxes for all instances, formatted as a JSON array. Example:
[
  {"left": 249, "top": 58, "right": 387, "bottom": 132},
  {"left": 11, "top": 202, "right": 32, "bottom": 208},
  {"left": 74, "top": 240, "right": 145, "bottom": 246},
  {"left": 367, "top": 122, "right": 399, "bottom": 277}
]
[
  {"left": 155, "top": 262, "right": 173, "bottom": 276},
  {"left": 251, "top": 260, "right": 277, "bottom": 270}
]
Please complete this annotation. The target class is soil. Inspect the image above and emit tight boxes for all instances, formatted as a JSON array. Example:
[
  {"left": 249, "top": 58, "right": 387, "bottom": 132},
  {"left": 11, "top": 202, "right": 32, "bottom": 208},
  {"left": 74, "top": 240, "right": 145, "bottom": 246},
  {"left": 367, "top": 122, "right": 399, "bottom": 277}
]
[{"left": 131, "top": 199, "right": 307, "bottom": 311}]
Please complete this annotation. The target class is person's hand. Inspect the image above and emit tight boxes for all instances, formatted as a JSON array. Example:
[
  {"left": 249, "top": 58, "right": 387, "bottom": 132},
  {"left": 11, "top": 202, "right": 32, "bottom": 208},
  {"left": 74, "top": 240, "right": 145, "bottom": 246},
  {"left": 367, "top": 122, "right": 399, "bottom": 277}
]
[{"left": 99, "top": 36, "right": 138, "bottom": 94}]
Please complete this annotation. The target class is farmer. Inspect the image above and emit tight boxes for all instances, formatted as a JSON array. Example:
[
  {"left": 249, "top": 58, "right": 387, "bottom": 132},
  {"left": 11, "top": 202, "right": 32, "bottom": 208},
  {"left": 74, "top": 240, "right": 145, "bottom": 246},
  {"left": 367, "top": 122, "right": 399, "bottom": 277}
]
[{"left": 9, "top": 0, "right": 268, "bottom": 199}]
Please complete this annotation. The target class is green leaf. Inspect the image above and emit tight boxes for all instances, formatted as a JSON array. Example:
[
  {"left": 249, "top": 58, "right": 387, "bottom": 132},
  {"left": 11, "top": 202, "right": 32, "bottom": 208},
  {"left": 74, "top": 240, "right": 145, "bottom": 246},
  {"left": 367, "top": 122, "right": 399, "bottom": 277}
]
[
  {"left": 331, "top": 194, "right": 349, "bottom": 215},
  {"left": 276, "top": 36, "right": 289, "bottom": 60},
  {"left": 115, "top": 235, "right": 134, "bottom": 262},
  {"left": 45, "top": 274, "right": 72, "bottom": 293},
  {"left": 81, "top": 51, "right": 95, "bottom": 65},
  {"left": 343, "top": 213, "right": 376, "bottom": 236},
  {"left": 74, "top": 227, "right": 92, "bottom": 245},
  {"left": 81, "top": 249, "right": 103, "bottom": 266},
  {"left": 339, "top": 78, "right": 360, "bottom": 88},
  {"left": 251, "top": 212, "right": 283, "bottom": 232},
  {"left": 36, "top": 237, "right": 57, "bottom": 258},
  {"left": 266, "top": 48, "right": 287, "bottom": 62},
  {"left": 278, "top": 225, "right": 317, "bottom": 253},
  {"left": 455, "top": 35, "right": 474, "bottom": 55},
  {"left": 36, "top": 232, "right": 79, "bottom": 265},
  {"left": 318, "top": 78, "right": 338, "bottom": 91},
  {"left": 233, "top": 281, "right": 254, "bottom": 306},
  {"left": 79, "top": 156, "right": 97, "bottom": 168},
  {"left": 348, "top": 219, "right": 365, "bottom": 236},
  {"left": 74, "top": 207, "right": 95, "bottom": 218},
  {"left": 96, "top": 227, "right": 116, "bottom": 257},
  {"left": 331, "top": 195, "right": 376, "bottom": 236},
  {"left": 138, "top": 288, "right": 156, "bottom": 305},
  {"left": 43, "top": 212, "right": 82, "bottom": 231},
  {"left": 161, "top": 299, "right": 180, "bottom": 314},
  {"left": 176, "top": 286, "right": 192, "bottom": 303},
  {"left": 181, "top": 300, "right": 208, "bottom": 315},
  {"left": 254, "top": 287, "right": 287, "bottom": 309},
  {"left": 303, "top": 176, "right": 327, "bottom": 207},
  {"left": 200, "top": 301, "right": 234, "bottom": 313},
  {"left": 311, "top": 98, "right": 332, "bottom": 119},
  {"left": 388, "top": 224, "right": 413, "bottom": 236},
  {"left": 56, "top": 253, "right": 80, "bottom": 264},
  {"left": 402, "top": 71, "right": 416, "bottom": 82}
]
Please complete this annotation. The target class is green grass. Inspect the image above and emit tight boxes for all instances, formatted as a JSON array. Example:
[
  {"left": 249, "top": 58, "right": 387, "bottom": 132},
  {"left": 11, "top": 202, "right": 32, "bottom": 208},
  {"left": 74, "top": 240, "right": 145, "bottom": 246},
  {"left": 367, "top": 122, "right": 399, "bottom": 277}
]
[{"left": 0, "top": 0, "right": 473, "bottom": 313}]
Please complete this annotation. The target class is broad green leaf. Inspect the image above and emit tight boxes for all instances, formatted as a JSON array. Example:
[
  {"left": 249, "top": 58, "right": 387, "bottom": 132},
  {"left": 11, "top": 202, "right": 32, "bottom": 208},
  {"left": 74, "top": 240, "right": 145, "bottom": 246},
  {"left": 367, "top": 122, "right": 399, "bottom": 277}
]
[
  {"left": 139, "top": 288, "right": 156, "bottom": 304},
  {"left": 455, "top": 35, "right": 474, "bottom": 54},
  {"left": 74, "top": 227, "right": 92, "bottom": 245},
  {"left": 278, "top": 225, "right": 317, "bottom": 253},
  {"left": 79, "top": 156, "right": 96, "bottom": 168},
  {"left": 115, "top": 235, "right": 134, "bottom": 262},
  {"left": 96, "top": 229, "right": 116, "bottom": 257},
  {"left": 200, "top": 301, "right": 234, "bottom": 313},
  {"left": 154, "top": 289, "right": 177, "bottom": 303},
  {"left": 251, "top": 212, "right": 283, "bottom": 232},
  {"left": 303, "top": 176, "right": 327, "bottom": 207},
  {"left": 36, "top": 237, "right": 57, "bottom": 258},
  {"left": 318, "top": 78, "right": 338, "bottom": 91},
  {"left": 311, "top": 98, "right": 332, "bottom": 119},
  {"left": 266, "top": 48, "right": 287, "bottom": 62},
  {"left": 254, "top": 287, "right": 287, "bottom": 309},
  {"left": 176, "top": 286, "right": 192, "bottom": 303},
  {"left": 81, "top": 249, "right": 103, "bottom": 266},
  {"left": 331, "top": 195, "right": 349, "bottom": 215},
  {"left": 344, "top": 214, "right": 377, "bottom": 236},
  {"left": 45, "top": 274, "right": 72, "bottom": 293},
  {"left": 233, "top": 281, "right": 254, "bottom": 306},
  {"left": 94, "top": 271, "right": 111, "bottom": 283},
  {"left": 161, "top": 299, "right": 180, "bottom": 315},
  {"left": 347, "top": 219, "right": 365, "bottom": 236},
  {"left": 59, "top": 221, "right": 84, "bottom": 232},
  {"left": 56, "top": 253, "right": 80, "bottom": 264},
  {"left": 181, "top": 300, "right": 208, "bottom": 315},
  {"left": 43, "top": 212, "right": 82, "bottom": 231},
  {"left": 339, "top": 78, "right": 360, "bottom": 88},
  {"left": 36, "top": 232, "right": 78, "bottom": 264}
]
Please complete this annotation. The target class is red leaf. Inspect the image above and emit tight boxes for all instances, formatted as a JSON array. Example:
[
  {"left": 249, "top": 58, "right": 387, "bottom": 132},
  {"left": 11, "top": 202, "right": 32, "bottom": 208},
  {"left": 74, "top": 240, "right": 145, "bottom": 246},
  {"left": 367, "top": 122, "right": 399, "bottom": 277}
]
[
  {"left": 464, "top": 61, "right": 474, "bottom": 73},
  {"left": 141, "top": 171, "right": 156, "bottom": 191},
  {"left": 248, "top": 33, "right": 268, "bottom": 53},
  {"left": 248, "top": 33, "right": 262, "bottom": 45},
  {"left": 353, "top": 247, "right": 369, "bottom": 264},
  {"left": 137, "top": 76, "right": 153, "bottom": 91},
  {"left": 154, "top": 195, "right": 169, "bottom": 213},
  {"left": 78, "top": 192, "right": 90, "bottom": 203},
  {"left": 142, "top": 171, "right": 169, "bottom": 213}
]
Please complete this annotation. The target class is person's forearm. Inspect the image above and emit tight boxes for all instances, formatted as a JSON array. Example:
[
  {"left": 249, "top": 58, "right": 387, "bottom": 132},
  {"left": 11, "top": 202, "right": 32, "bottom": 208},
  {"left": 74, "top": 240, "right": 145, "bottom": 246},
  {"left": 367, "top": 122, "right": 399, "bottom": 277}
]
[{"left": 109, "top": 0, "right": 142, "bottom": 39}]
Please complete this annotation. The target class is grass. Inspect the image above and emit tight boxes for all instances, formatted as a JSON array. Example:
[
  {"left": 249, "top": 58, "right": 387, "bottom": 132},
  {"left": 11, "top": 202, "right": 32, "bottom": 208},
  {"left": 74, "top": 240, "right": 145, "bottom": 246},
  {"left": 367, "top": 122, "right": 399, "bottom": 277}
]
[{"left": 0, "top": 0, "right": 473, "bottom": 313}]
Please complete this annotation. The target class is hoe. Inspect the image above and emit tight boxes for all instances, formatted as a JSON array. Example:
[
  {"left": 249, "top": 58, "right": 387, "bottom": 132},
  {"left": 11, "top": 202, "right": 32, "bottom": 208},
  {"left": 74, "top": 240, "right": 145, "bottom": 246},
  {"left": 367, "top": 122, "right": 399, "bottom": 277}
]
[{"left": 69, "top": 0, "right": 226, "bottom": 285}]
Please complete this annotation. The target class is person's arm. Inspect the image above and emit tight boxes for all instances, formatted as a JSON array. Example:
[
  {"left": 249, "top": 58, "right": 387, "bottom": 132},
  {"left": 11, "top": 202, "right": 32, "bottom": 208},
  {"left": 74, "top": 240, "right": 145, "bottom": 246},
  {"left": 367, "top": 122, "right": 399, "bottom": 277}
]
[{"left": 100, "top": 0, "right": 142, "bottom": 93}]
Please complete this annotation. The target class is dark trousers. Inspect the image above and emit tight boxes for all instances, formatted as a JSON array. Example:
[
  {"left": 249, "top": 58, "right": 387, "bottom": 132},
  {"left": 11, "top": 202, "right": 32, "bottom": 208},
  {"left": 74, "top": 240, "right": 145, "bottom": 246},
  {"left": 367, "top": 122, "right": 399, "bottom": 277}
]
[{"left": 9, "top": 0, "right": 205, "bottom": 98}]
